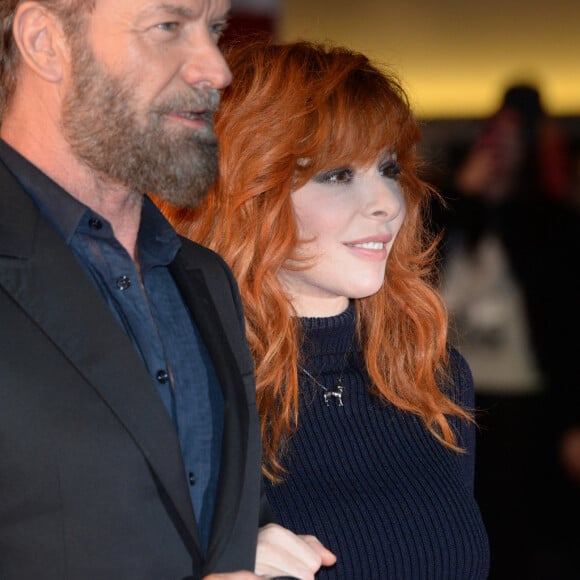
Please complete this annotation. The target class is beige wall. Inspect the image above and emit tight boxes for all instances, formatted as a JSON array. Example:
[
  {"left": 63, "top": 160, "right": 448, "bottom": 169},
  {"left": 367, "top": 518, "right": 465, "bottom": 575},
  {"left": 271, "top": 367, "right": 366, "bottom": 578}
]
[{"left": 279, "top": 0, "right": 580, "bottom": 119}]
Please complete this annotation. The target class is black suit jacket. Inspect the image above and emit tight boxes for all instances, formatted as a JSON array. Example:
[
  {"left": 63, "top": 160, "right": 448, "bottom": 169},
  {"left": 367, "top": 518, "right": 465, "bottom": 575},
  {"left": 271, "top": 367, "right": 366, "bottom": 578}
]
[{"left": 0, "top": 160, "right": 269, "bottom": 579}]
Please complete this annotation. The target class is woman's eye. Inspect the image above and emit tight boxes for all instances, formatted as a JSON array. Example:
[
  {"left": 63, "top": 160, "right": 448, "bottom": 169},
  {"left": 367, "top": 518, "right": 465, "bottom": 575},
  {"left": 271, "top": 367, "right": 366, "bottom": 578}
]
[
  {"left": 313, "top": 168, "right": 354, "bottom": 185},
  {"left": 380, "top": 160, "right": 402, "bottom": 180}
]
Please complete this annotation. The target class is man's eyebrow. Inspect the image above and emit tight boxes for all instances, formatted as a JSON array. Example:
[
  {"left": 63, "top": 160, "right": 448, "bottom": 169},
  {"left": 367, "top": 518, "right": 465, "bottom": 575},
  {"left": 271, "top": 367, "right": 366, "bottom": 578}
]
[
  {"left": 143, "top": 3, "right": 231, "bottom": 20},
  {"left": 144, "top": 3, "right": 196, "bottom": 18}
]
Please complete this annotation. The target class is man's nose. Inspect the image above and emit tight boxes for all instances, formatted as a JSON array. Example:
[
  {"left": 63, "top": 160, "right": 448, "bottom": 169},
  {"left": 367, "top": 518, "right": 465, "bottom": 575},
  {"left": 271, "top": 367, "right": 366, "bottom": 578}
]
[{"left": 182, "top": 32, "right": 232, "bottom": 90}]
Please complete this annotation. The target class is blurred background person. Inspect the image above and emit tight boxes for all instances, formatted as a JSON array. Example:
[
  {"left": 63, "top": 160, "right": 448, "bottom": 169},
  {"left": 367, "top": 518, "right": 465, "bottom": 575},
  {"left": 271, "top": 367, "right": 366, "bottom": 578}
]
[{"left": 439, "top": 83, "right": 580, "bottom": 579}]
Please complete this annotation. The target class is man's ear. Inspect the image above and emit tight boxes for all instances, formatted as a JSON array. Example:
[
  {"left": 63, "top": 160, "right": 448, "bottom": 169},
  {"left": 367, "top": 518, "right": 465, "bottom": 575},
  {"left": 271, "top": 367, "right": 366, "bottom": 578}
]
[{"left": 12, "top": 1, "right": 69, "bottom": 83}]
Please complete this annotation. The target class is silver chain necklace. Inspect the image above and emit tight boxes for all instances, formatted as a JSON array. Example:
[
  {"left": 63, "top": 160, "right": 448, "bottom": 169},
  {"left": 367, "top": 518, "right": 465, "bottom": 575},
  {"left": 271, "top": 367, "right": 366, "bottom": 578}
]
[
  {"left": 298, "top": 341, "right": 353, "bottom": 408},
  {"left": 299, "top": 366, "right": 345, "bottom": 407}
]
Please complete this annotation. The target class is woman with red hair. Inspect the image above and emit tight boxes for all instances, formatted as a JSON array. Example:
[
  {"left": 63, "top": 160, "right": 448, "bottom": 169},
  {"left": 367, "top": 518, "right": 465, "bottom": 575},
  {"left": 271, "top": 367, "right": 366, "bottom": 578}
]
[{"left": 165, "top": 39, "right": 489, "bottom": 579}]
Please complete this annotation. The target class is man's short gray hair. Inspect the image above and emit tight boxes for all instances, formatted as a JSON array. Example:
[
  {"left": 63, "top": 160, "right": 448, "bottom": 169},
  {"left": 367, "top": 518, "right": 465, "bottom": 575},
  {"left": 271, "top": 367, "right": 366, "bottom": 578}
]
[{"left": 0, "top": 0, "right": 95, "bottom": 119}]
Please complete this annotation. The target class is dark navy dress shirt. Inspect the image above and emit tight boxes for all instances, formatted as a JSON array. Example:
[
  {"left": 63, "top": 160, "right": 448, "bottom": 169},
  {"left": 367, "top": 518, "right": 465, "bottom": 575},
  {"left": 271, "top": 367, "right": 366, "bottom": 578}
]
[{"left": 0, "top": 140, "right": 223, "bottom": 553}]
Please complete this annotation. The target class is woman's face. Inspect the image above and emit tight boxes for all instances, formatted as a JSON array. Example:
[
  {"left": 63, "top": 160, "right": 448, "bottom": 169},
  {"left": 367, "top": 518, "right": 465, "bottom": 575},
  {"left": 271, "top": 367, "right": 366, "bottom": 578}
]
[{"left": 278, "top": 152, "right": 406, "bottom": 317}]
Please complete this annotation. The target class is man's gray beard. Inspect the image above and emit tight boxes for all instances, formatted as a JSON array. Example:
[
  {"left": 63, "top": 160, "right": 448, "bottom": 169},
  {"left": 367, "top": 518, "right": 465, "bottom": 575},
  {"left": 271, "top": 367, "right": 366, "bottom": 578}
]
[{"left": 61, "top": 39, "right": 220, "bottom": 208}]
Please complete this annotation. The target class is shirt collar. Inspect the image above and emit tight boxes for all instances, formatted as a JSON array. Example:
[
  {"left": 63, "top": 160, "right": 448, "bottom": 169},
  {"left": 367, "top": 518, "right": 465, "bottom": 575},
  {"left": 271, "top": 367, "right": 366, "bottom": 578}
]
[
  {"left": 0, "top": 138, "right": 181, "bottom": 265},
  {"left": 138, "top": 196, "right": 182, "bottom": 267},
  {"left": 0, "top": 139, "right": 88, "bottom": 242}
]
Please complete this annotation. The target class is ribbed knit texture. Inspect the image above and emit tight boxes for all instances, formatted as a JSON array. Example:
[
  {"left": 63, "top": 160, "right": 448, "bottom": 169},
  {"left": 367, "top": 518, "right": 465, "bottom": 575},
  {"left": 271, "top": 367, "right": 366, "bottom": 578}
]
[{"left": 264, "top": 306, "right": 490, "bottom": 579}]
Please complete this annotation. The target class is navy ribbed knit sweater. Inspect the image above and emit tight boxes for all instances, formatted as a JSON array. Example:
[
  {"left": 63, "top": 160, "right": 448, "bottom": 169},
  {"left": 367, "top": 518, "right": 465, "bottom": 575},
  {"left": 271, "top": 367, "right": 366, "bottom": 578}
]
[{"left": 264, "top": 306, "right": 490, "bottom": 579}]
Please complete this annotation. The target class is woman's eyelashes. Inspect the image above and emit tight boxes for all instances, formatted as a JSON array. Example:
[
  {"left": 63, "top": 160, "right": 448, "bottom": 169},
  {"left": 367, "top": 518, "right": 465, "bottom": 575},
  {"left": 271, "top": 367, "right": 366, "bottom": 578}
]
[
  {"left": 312, "top": 159, "right": 402, "bottom": 186},
  {"left": 313, "top": 168, "right": 354, "bottom": 185},
  {"left": 380, "top": 160, "right": 402, "bottom": 179}
]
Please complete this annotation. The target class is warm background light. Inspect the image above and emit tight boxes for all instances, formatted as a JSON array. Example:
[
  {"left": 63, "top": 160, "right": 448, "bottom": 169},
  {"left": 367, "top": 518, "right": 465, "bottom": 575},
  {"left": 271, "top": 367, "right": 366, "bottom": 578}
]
[{"left": 278, "top": 0, "right": 580, "bottom": 119}]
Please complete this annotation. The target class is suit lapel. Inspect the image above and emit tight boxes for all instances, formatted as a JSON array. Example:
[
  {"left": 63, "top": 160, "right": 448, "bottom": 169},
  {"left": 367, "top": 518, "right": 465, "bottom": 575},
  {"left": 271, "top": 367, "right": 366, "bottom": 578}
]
[
  {"left": 170, "top": 256, "right": 249, "bottom": 567},
  {"left": 0, "top": 170, "right": 202, "bottom": 559}
]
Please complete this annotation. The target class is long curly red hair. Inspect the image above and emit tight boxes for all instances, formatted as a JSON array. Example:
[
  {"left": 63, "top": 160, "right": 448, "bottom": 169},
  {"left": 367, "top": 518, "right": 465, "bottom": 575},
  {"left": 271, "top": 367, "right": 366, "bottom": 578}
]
[{"left": 164, "top": 38, "right": 472, "bottom": 481}]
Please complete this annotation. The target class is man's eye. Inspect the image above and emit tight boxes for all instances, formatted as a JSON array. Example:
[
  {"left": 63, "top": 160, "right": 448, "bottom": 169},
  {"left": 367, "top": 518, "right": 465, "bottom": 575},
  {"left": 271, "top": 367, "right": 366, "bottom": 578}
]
[
  {"left": 155, "top": 22, "right": 179, "bottom": 32},
  {"left": 210, "top": 20, "right": 229, "bottom": 39},
  {"left": 313, "top": 168, "right": 353, "bottom": 185},
  {"left": 380, "top": 161, "right": 401, "bottom": 180}
]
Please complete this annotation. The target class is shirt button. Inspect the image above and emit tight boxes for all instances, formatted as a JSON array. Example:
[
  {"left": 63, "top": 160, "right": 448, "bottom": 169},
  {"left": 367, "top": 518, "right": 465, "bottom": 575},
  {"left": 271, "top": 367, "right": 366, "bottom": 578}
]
[
  {"left": 116, "top": 275, "right": 131, "bottom": 291},
  {"left": 88, "top": 217, "right": 103, "bottom": 230},
  {"left": 188, "top": 472, "right": 196, "bottom": 486},
  {"left": 156, "top": 369, "right": 169, "bottom": 384}
]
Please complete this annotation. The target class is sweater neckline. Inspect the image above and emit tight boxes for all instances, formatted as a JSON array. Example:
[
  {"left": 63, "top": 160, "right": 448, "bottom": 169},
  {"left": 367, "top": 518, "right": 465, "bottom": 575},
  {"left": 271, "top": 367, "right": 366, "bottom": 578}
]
[
  {"left": 300, "top": 300, "right": 355, "bottom": 331},
  {"left": 300, "top": 302, "right": 360, "bottom": 369}
]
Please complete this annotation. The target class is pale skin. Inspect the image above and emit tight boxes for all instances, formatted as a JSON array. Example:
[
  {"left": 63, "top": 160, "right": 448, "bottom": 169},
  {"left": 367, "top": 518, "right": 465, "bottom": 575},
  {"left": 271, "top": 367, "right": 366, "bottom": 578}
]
[
  {"left": 279, "top": 153, "right": 406, "bottom": 317},
  {"left": 2, "top": 0, "right": 335, "bottom": 576},
  {"left": 206, "top": 523, "right": 335, "bottom": 580}
]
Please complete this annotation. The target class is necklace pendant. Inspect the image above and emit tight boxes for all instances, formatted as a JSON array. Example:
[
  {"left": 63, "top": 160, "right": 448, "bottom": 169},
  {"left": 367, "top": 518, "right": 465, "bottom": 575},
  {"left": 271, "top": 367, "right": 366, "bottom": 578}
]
[{"left": 323, "top": 383, "right": 344, "bottom": 407}]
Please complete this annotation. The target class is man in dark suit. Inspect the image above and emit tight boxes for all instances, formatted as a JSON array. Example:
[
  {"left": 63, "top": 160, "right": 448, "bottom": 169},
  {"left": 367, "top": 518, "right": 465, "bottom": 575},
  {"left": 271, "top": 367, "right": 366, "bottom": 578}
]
[{"left": 0, "top": 0, "right": 334, "bottom": 578}]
